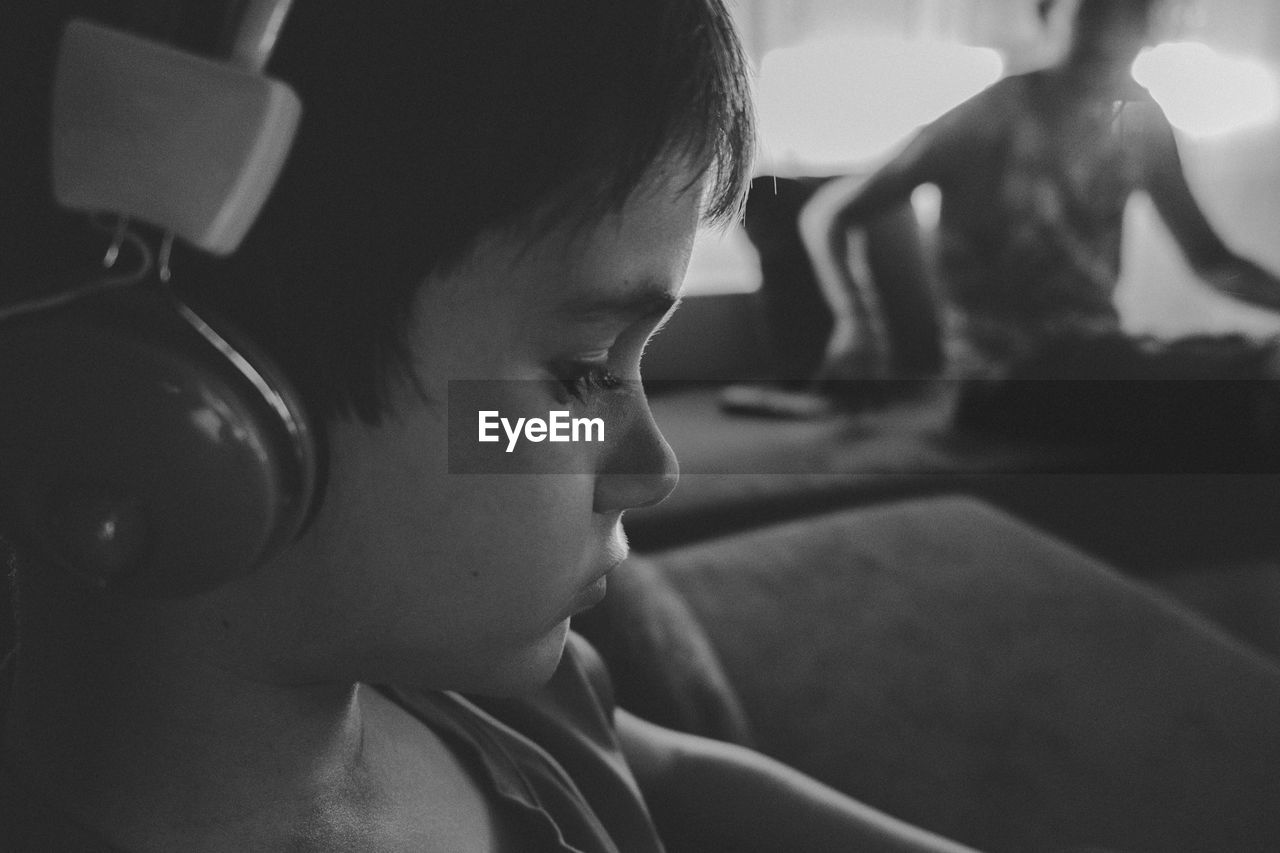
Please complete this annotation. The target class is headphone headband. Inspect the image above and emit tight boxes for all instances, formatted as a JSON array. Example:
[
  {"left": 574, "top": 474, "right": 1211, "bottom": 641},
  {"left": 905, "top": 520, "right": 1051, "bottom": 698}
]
[{"left": 52, "top": 17, "right": 301, "bottom": 255}]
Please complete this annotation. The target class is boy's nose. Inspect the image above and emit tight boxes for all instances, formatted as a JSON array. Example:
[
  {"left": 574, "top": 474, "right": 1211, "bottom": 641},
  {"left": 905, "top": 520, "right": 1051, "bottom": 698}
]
[{"left": 593, "top": 396, "right": 679, "bottom": 513}]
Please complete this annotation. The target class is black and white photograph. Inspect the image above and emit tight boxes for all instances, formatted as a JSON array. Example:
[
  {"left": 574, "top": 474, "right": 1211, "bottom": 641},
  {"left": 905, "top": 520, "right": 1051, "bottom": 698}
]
[{"left": 2, "top": 1, "right": 1279, "bottom": 851}]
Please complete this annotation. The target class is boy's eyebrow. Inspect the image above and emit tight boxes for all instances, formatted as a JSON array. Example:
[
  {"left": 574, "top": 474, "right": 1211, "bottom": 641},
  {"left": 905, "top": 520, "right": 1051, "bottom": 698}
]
[{"left": 559, "top": 284, "right": 680, "bottom": 322}]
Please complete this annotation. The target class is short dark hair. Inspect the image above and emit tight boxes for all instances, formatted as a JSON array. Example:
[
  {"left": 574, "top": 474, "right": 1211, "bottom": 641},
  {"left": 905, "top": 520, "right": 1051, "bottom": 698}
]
[{"left": 1, "top": 1, "right": 756, "bottom": 424}]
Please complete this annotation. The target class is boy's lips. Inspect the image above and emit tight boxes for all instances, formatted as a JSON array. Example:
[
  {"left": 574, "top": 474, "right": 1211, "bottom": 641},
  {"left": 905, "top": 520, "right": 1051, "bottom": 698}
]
[
  {"left": 570, "top": 575, "right": 609, "bottom": 615},
  {"left": 569, "top": 557, "right": 624, "bottom": 616}
]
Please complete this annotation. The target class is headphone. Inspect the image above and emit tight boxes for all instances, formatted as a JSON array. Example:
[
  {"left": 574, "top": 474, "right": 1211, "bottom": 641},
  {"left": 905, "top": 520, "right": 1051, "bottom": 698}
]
[{"left": 0, "top": 0, "right": 319, "bottom": 597}]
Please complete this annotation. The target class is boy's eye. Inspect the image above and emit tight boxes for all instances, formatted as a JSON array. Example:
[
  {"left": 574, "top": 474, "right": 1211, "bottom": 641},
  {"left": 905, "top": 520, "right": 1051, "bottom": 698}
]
[{"left": 556, "top": 361, "right": 624, "bottom": 402}]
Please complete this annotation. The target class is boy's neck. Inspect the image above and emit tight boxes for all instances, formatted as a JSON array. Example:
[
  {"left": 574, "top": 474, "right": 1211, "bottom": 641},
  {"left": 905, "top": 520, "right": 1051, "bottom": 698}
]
[
  {"left": 1047, "top": 59, "right": 1138, "bottom": 101},
  {"left": 3, "top": 605, "right": 376, "bottom": 849}
]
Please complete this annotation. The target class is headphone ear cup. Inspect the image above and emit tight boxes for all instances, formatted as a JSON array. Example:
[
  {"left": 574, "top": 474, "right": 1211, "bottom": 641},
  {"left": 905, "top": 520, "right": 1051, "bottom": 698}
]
[{"left": 0, "top": 287, "right": 318, "bottom": 596}]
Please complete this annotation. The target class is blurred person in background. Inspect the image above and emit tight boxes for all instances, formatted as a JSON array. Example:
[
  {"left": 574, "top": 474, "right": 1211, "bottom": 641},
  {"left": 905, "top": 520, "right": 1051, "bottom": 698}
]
[{"left": 801, "top": 0, "right": 1280, "bottom": 384}]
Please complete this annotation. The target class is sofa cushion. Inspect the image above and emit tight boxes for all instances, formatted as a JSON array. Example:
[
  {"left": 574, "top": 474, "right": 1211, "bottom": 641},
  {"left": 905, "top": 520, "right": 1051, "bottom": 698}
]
[{"left": 646, "top": 496, "right": 1280, "bottom": 852}]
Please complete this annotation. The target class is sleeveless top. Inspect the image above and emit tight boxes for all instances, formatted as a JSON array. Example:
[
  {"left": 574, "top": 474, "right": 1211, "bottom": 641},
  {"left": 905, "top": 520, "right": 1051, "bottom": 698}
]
[
  {"left": 937, "top": 71, "right": 1153, "bottom": 377},
  {"left": 0, "top": 633, "right": 666, "bottom": 852}
]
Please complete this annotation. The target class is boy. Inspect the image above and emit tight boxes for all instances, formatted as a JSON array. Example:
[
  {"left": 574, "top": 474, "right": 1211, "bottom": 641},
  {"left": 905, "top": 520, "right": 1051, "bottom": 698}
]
[
  {"left": 801, "top": 0, "right": 1280, "bottom": 381},
  {"left": 0, "top": 2, "right": 982, "bottom": 850}
]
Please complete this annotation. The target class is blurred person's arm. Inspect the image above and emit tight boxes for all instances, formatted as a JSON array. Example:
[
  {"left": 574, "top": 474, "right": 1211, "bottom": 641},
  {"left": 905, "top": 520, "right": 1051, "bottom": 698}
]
[
  {"left": 798, "top": 93, "right": 995, "bottom": 379},
  {"left": 799, "top": 168, "right": 905, "bottom": 380},
  {"left": 1140, "top": 103, "right": 1280, "bottom": 313},
  {"left": 617, "top": 708, "right": 982, "bottom": 853}
]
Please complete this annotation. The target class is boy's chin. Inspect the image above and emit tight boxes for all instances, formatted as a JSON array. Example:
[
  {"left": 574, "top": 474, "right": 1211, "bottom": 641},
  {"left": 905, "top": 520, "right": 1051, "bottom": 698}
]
[{"left": 465, "top": 619, "right": 573, "bottom": 698}]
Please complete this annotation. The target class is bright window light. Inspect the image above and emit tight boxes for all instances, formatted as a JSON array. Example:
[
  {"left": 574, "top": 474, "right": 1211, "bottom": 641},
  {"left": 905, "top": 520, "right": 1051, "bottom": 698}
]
[
  {"left": 756, "top": 36, "right": 1004, "bottom": 173},
  {"left": 682, "top": 226, "right": 763, "bottom": 296},
  {"left": 1133, "top": 42, "right": 1279, "bottom": 138}
]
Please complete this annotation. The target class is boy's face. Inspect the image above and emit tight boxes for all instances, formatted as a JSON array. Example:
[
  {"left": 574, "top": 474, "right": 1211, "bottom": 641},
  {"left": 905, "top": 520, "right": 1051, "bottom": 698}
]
[
  {"left": 1072, "top": 1, "right": 1154, "bottom": 68},
  {"left": 249, "top": 167, "right": 699, "bottom": 695}
]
